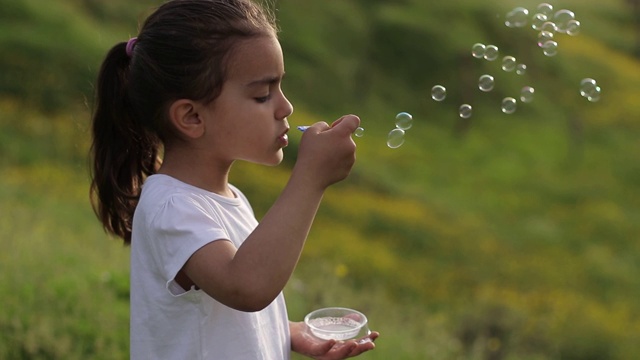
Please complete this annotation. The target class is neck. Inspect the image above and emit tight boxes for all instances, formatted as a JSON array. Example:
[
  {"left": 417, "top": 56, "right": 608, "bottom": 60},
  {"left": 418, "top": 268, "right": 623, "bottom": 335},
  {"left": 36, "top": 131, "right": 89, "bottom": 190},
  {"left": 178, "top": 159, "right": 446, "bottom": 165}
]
[{"left": 158, "top": 146, "right": 234, "bottom": 197}]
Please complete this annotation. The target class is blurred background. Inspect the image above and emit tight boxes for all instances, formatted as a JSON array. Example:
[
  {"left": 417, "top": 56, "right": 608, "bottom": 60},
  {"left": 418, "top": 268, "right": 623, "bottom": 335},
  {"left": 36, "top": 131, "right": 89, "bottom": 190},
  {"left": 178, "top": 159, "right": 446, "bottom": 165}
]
[{"left": 1, "top": 0, "right": 639, "bottom": 359}]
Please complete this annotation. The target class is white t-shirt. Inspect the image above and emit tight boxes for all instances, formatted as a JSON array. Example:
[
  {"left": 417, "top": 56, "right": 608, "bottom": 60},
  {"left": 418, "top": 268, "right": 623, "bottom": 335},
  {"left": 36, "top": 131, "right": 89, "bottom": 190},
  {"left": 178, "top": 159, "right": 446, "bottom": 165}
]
[{"left": 130, "top": 174, "right": 290, "bottom": 360}]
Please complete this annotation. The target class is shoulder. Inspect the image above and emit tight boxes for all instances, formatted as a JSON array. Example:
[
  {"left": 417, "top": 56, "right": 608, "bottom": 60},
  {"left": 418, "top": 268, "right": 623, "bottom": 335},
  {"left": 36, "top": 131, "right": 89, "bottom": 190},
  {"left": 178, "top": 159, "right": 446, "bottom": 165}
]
[{"left": 136, "top": 175, "right": 207, "bottom": 226}]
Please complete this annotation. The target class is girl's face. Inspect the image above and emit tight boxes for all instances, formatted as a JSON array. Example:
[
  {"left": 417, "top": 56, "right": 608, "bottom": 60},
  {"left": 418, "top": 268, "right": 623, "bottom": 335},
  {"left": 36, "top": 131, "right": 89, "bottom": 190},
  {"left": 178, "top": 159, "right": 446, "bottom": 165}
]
[{"left": 200, "top": 34, "right": 294, "bottom": 166}]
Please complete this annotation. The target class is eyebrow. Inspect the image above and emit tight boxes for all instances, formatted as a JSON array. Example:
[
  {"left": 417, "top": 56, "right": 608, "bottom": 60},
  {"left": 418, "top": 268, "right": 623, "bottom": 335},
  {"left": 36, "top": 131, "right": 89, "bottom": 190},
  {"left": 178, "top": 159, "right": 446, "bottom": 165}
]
[{"left": 245, "top": 74, "right": 284, "bottom": 88}]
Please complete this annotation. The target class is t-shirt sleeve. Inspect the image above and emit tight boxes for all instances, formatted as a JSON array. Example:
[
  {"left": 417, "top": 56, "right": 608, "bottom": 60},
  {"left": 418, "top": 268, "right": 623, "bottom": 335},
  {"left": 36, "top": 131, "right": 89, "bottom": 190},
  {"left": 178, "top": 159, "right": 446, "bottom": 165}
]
[{"left": 148, "top": 194, "right": 230, "bottom": 296}]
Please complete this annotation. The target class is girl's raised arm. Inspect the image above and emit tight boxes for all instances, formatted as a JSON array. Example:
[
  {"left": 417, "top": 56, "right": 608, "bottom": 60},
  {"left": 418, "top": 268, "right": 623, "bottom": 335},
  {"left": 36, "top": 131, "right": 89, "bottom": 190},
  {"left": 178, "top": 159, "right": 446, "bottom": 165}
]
[{"left": 181, "top": 115, "right": 360, "bottom": 311}]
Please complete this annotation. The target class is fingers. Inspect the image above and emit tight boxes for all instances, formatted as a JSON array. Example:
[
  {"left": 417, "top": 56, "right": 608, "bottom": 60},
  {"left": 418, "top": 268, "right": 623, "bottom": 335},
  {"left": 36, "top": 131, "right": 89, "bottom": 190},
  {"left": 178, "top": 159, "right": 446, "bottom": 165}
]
[
  {"left": 304, "top": 115, "right": 360, "bottom": 136},
  {"left": 305, "top": 332, "right": 378, "bottom": 359},
  {"left": 327, "top": 340, "right": 359, "bottom": 358},
  {"left": 293, "top": 114, "right": 360, "bottom": 190},
  {"left": 305, "top": 121, "right": 331, "bottom": 135},
  {"left": 330, "top": 114, "right": 360, "bottom": 135},
  {"left": 332, "top": 338, "right": 375, "bottom": 358}
]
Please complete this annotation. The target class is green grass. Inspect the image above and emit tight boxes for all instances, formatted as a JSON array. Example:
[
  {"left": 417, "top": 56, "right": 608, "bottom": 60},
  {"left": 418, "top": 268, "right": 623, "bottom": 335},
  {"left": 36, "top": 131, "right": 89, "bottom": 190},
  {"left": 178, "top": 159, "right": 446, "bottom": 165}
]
[{"left": 0, "top": 171, "right": 130, "bottom": 359}]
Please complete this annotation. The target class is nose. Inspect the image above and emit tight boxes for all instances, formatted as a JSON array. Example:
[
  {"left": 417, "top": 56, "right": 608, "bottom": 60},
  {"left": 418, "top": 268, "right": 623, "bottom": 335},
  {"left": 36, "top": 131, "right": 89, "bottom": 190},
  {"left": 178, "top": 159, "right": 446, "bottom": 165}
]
[{"left": 276, "top": 91, "right": 294, "bottom": 121}]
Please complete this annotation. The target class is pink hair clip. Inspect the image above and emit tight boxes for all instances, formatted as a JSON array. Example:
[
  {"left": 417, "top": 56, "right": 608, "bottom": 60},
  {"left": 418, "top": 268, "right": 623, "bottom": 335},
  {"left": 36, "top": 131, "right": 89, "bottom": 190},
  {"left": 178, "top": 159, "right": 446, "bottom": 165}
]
[{"left": 125, "top": 37, "right": 138, "bottom": 57}]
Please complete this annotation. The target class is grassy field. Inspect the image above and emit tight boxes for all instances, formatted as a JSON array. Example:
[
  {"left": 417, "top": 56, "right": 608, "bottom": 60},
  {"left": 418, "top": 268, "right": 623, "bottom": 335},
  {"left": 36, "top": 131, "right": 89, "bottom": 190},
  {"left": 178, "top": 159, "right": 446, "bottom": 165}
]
[{"left": 1, "top": 0, "right": 640, "bottom": 359}]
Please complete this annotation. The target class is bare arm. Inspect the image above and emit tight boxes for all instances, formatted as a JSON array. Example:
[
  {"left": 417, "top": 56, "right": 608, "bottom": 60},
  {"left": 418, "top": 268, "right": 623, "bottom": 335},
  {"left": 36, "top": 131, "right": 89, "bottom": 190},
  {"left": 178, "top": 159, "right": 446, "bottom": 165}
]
[{"left": 181, "top": 115, "right": 360, "bottom": 311}]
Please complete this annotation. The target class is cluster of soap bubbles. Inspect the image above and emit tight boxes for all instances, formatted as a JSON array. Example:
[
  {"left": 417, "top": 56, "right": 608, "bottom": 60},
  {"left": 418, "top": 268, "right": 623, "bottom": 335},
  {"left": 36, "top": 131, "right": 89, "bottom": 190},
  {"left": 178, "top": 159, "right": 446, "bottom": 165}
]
[
  {"left": 502, "top": 3, "right": 600, "bottom": 101},
  {"left": 469, "top": 42, "right": 533, "bottom": 115},
  {"left": 385, "top": 3, "right": 602, "bottom": 149},
  {"left": 506, "top": 4, "right": 582, "bottom": 57},
  {"left": 472, "top": 45, "right": 527, "bottom": 76},
  {"left": 386, "top": 112, "right": 413, "bottom": 149}
]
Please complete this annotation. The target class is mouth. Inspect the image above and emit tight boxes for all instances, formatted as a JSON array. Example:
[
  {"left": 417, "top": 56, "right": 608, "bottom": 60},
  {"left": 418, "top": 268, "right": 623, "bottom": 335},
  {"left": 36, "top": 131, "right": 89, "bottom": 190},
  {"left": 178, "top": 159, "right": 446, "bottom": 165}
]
[{"left": 278, "top": 128, "right": 289, "bottom": 147}]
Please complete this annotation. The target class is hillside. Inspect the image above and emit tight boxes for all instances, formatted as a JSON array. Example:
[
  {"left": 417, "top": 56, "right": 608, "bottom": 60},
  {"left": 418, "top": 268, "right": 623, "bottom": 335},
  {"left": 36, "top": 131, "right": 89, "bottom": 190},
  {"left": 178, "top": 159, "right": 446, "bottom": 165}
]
[{"left": 1, "top": 0, "right": 639, "bottom": 359}]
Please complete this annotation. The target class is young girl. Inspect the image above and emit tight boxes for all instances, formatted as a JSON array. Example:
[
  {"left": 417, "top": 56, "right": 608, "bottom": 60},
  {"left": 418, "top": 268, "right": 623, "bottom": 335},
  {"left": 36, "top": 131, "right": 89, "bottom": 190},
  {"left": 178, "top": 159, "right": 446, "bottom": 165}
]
[{"left": 90, "top": 0, "right": 378, "bottom": 358}]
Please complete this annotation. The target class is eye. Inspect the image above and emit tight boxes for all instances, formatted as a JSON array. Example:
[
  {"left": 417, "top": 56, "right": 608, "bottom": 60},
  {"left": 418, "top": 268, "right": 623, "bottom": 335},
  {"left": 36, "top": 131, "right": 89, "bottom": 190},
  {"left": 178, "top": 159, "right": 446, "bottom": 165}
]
[{"left": 254, "top": 94, "right": 271, "bottom": 103}]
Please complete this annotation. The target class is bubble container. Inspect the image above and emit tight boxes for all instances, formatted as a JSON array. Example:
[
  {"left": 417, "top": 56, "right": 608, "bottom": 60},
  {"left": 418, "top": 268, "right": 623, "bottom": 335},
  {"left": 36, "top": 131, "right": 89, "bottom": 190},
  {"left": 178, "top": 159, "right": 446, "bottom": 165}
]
[{"left": 305, "top": 307, "right": 369, "bottom": 341}]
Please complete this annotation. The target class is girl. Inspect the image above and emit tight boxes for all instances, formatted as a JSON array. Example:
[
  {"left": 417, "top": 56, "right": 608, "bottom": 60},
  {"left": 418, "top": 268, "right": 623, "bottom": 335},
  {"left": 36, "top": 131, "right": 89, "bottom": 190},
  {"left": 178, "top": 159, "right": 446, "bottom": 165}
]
[{"left": 90, "top": 0, "right": 378, "bottom": 359}]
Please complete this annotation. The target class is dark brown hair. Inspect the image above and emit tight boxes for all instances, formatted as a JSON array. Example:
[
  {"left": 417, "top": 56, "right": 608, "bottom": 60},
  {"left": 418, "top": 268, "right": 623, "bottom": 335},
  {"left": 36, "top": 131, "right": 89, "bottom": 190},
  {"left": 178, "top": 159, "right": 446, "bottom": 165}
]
[{"left": 90, "top": 0, "right": 277, "bottom": 243}]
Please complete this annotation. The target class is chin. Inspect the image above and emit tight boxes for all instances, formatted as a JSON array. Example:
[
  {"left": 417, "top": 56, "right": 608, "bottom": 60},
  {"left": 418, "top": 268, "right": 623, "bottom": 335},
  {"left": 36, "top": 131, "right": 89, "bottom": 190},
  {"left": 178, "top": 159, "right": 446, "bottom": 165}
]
[
  {"left": 269, "top": 157, "right": 284, "bottom": 166},
  {"left": 262, "top": 152, "right": 284, "bottom": 166}
]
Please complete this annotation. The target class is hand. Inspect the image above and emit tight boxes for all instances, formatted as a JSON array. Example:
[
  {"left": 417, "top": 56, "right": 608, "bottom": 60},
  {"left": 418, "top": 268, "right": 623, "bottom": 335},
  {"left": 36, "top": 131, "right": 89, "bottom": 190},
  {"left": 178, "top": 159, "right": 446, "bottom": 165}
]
[
  {"left": 294, "top": 115, "right": 360, "bottom": 190},
  {"left": 290, "top": 321, "right": 379, "bottom": 359}
]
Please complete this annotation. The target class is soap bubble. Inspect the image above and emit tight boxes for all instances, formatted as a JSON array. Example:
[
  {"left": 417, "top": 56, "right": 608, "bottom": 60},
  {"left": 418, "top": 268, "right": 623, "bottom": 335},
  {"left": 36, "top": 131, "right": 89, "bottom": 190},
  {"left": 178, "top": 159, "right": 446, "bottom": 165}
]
[
  {"left": 566, "top": 20, "right": 581, "bottom": 36},
  {"left": 554, "top": 9, "right": 576, "bottom": 33},
  {"left": 501, "top": 97, "right": 518, "bottom": 114},
  {"left": 537, "top": 3, "right": 554, "bottom": 17},
  {"left": 478, "top": 74, "right": 495, "bottom": 92},
  {"left": 459, "top": 104, "right": 473, "bottom": 119},
  {"left": 580, "top": 78, "right": 601, "bottom": 102},
  {"left": 354, "top": 127, "right": 365, "bottom": 137},
  {"left": 484, "top": 45, "right": 499, "bottom": 61},
  {"left": 431, "top": 85, "right": 447, "bottom": 101},
  {"left": 520, "top": 86, "right": 535, "bottom": 103},
  {"left": 579, "top": 78, "right": 597, "bottom": 95},
  {"left": 502, "top": 56, "right": 517, "bottom": 72},
  {"left": 531, "top": 13, "right": 548, "bottom": 30},
  {"left": 516, "top": 64, "right": 527, "bottom": 75},
  {"left": 387, "top": 128, "right": 406, "bottom": 149},
  {"left": 541, "top": 40, "right": 558, "bottom": 56},
  {"left": 537, "top": 31, "right": 554, "bottom": 47},
  {"left": 395, "top": 112, "right": 413, "bottom": 130},
  {"left": 540, "top": 21, "right": 558, "bottom": 33},
  {"left": 586, "top": 88, "right": 601, "bottom": 102},
  {"left": 505, "top": 7, "right": 529, "bottom": 28},
  {"left": 472, "top": 43, "right": 486, "bottom": 58}
]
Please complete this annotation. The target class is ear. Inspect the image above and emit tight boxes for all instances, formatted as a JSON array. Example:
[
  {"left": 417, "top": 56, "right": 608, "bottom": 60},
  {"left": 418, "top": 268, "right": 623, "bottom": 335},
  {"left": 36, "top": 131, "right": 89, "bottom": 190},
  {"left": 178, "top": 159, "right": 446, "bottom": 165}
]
[{"left": 168, "top": 99, "right": 205, "bottom": 139}]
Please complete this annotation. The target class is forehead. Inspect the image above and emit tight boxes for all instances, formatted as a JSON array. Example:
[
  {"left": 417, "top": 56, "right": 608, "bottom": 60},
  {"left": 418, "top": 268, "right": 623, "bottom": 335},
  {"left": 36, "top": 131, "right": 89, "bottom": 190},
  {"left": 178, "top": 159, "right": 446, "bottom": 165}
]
[{"left": 226, "top": 35, "right": 284, "bottom": 83}]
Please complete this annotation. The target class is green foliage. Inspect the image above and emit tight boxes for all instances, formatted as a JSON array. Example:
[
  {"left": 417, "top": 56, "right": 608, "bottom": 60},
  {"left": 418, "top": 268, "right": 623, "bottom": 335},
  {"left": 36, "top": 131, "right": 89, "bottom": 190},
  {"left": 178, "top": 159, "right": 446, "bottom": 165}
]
[
  {"left": 0, "top": 0, "right": 156, "bottom": 111},
  {"left": 1, "top": 0, "right": 640, "bottom": 359}
]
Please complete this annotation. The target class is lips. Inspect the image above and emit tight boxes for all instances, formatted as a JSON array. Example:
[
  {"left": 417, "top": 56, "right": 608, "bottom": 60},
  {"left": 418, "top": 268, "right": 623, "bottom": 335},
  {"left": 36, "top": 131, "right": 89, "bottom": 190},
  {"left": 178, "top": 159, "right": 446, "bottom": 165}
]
[{"left": 278, "top": 129, "right": 289, "bottom": 147}]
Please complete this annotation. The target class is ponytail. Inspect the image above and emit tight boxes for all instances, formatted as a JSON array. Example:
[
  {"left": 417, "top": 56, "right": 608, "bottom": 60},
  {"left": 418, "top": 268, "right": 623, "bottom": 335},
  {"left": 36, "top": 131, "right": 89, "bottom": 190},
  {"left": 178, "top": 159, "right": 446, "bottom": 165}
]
[{"left": 90, "top": 42, "right": 160, "bottom": 244}]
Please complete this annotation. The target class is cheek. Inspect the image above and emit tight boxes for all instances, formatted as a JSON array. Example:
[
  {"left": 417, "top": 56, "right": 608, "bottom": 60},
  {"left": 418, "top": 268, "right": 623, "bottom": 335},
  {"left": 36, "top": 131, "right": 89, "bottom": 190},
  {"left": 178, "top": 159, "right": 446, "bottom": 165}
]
[{"left": 232, "top": 126, "right": 266, "bottom": 151}]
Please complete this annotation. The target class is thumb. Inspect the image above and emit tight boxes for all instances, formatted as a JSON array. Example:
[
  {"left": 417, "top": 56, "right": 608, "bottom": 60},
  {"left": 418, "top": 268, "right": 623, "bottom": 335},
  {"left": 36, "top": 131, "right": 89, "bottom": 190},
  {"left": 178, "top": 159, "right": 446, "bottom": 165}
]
[{"left": 330, "top": 114, "right": 360, "bottom": 135}]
